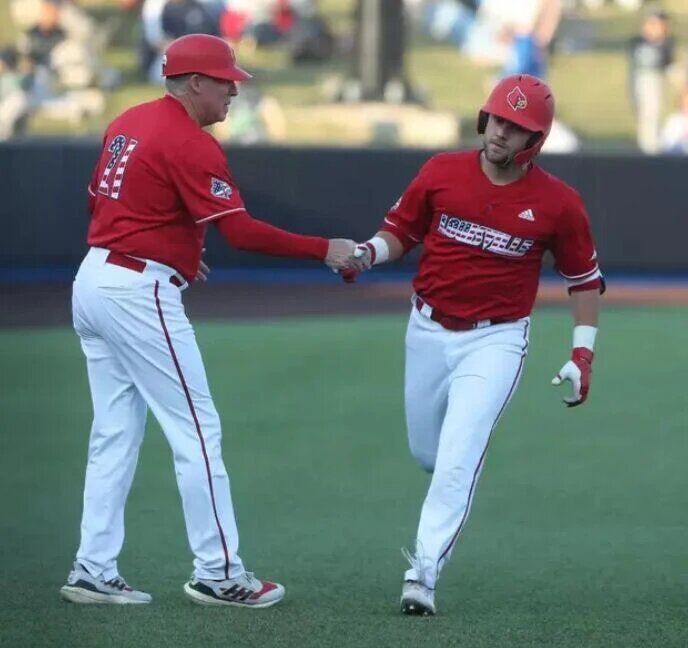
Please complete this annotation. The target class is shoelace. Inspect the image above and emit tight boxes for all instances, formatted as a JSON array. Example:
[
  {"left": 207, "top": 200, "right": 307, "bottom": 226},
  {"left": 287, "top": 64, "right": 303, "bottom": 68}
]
[
  {"left": 242, "top": 572, "right": 259, "bottom": 590},
  {"left": 104, "top": 577, "right": 129, "bottom": 591},
  {"left": 401, "top": 541, "right": 433, "bottom": 588}
]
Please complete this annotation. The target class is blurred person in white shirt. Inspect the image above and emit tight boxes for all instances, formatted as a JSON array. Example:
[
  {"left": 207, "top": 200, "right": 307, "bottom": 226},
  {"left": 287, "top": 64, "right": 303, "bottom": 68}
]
[
  {"left": 660, "top": 87, "right": 688, "bottom": 154},
  {"left": 0, "top": 48, "right": 30, "bottom": 140}
]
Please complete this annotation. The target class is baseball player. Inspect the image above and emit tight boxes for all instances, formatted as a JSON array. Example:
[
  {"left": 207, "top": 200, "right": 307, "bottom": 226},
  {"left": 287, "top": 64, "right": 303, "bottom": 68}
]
[
  {"left": 345, "top": 74, "right": 604, "bottom": 615},
  {"left": 60, "top": 33, "right": 355, "bottom": 607}
]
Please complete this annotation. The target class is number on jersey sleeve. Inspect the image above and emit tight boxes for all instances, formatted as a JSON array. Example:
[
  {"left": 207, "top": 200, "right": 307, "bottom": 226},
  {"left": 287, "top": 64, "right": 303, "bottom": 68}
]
[{"left": 98, "top": 134, "right": 139, "bottom": 200}]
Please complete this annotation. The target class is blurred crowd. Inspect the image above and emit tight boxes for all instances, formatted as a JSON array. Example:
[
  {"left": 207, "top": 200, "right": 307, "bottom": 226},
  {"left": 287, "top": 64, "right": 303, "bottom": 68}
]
[
  {"left": 1, "top": 0, "right": 688, "bottom": 154},
  {"left": 0, "top": 0, "right": 120, "bottom": 140},
  {"left": 119, "top": 0, "right": 335, "bottom": 83},
  {"left": 409, "top": 0, "right": 688, "bottom": 154}
]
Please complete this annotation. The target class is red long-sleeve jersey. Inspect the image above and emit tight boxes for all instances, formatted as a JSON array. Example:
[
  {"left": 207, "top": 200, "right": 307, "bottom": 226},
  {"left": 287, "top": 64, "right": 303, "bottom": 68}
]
[{"left": 381, "top": 150, "right": 602, "bottom": 321}]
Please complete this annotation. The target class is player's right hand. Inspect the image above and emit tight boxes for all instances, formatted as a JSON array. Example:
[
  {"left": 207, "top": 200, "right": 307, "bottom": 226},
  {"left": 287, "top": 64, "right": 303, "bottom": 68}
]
[
  {"left": 348, "top": 243, "right": 374, "bottom": 272},
  {"left": 551, "top": 347, "right": 594, "bottom": 407},
  {"left": 325, "top": 238, "right": 356, "bottom": 271}
]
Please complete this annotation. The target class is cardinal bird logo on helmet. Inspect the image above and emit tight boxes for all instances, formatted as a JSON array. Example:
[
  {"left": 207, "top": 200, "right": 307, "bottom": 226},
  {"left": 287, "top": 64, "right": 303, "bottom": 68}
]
[{"left": 507, "top": 86, "right": 528, "bottom": 111}]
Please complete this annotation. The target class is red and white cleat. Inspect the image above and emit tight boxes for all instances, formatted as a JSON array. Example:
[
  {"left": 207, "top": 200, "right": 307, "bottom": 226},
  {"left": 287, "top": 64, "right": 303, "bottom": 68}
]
[{"left": 183, "top": 572, "right": 285, "bottom": 608}]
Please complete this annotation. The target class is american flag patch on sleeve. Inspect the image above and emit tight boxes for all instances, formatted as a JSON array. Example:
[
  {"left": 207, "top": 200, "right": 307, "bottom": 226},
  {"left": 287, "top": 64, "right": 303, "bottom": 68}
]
[{"left": 210, "top": 177, "right": 232, "bottom": 199}]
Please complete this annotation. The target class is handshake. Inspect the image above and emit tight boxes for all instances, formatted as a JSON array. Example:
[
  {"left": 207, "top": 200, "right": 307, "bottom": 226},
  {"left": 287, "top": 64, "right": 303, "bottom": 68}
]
[{"left": 324, "top": 239, "right": 377, "bottom": 282}]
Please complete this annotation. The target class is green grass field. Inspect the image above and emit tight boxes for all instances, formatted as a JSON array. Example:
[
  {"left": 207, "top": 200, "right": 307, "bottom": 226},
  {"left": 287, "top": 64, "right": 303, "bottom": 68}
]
[{"left": 1, "top": 308, "right": 686, "bottom": 647}]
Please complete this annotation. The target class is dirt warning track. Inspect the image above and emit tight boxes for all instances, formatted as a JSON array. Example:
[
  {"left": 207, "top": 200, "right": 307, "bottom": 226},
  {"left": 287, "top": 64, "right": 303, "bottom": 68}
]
[{"left": 1, "top": 279, "right": 686, "bottom": 329}]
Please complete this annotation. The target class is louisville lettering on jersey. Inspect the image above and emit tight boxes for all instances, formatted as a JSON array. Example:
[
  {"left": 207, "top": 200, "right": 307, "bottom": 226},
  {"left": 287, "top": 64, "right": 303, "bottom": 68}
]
[{"left": 438, "top": 213, "right": 534, "bottom": 257}]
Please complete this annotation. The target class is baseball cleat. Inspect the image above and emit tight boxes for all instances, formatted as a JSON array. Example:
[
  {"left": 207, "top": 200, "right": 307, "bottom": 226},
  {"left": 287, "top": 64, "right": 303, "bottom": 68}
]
[
  {"left": 183, "top": 572, "right": 285, "bottom": 608},
  {"left": 400, "top": 580, "right": 436, "bottom": 616},
  {"left": 60, "top": 562, "right": 152, "bottom": 604}
]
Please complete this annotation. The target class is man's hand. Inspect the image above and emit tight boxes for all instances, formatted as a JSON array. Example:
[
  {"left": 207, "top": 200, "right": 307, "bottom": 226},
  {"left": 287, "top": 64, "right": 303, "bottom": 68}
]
[
  {"left": 338, "top": 244, "right": 372, "bottom": 284},
  {"left": 551, "top": 347, "right": 594, "bottom": 407},
  {"left": 325, "top": 238, "right": 356, "bottom": 271},
  {"left": 349, "top": 243, "right": 374, "bottom": 272}
]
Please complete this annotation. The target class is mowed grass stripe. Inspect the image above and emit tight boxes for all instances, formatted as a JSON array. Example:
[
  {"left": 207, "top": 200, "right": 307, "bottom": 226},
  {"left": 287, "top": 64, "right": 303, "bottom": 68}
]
[{"left": 0, "top": 309, "right": 685, "bottom": 647}]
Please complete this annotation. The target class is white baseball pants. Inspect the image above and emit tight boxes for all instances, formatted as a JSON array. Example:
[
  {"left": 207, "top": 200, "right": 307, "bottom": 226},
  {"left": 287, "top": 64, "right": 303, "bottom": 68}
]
[
  {"left": 404, "top": 305, "right": 530, "bottom": 588},
  {"left": 71, "top": 247, "right": 245, "bottom": 581}
]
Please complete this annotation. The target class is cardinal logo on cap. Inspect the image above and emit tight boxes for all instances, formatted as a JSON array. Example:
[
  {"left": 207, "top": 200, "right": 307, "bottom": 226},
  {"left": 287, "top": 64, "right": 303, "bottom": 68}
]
[{"left": 507, "top": 86, "right": 528, "bottom": 111}]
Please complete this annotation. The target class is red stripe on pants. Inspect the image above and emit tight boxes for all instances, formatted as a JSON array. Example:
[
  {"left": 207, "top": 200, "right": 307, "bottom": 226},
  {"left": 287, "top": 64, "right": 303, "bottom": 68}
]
[
  {"left": 154, "top": 281, "right": 230, "bottom": 579},
  {"left": 437, "top": 320, "right": 530, "bottom": 566}
]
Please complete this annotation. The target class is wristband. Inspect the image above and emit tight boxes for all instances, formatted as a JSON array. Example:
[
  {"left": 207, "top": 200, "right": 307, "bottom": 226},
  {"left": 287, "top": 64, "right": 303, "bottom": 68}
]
[
  {"left": 365, "top": 236, "right": 390, "bottom": 265},
  {"left": 573, "top": 325, "right": 597, "bottom": 352}
]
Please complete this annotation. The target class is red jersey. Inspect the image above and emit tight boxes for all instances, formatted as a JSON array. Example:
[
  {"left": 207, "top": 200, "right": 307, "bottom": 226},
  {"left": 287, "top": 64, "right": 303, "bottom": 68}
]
[
  {"left": 87, "top": 96, "right": 248, "bottom": 281},
  {"left": 382, "top": 150, "right": 602, "bottom": 321}
]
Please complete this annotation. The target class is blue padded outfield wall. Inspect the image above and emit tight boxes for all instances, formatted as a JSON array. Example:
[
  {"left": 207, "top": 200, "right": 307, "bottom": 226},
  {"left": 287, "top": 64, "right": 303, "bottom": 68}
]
[{"left": 0, "top": 140, "right": 686, "bottom": 273}]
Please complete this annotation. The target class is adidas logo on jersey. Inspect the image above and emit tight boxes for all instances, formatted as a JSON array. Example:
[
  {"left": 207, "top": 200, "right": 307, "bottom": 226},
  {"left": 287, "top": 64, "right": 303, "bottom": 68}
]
[{"left": 518, "top": 209, "right": 535, "bottom": 221}]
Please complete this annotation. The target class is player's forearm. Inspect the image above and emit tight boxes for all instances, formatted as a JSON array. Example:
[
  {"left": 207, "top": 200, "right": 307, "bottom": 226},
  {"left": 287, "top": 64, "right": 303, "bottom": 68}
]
[
  {"left": 357, "top": 230, "right": 405, "bottom": 267},
  {"left": 216, "top": 211, "right": 328, "bottom": 260},
  {"left": 570, "top": 288, "right": 599, "bottom": 327},
  {"left": 375, "top": 231, "right": 405, "bottom": 263},
  {"left": 569, "top": 288, "right": 600, "bottom": 351}
]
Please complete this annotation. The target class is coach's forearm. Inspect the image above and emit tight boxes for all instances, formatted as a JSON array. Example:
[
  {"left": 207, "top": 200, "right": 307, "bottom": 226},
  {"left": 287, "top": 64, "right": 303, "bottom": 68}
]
[{"left": 216, "top": 211, "right": 328, "bottom": 260}]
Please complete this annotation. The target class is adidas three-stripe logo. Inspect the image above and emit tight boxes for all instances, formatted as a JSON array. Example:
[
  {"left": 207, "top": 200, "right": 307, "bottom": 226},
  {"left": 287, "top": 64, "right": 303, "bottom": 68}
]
[{"left": 221, "top": 584, "right": 254, "bottom": 601}]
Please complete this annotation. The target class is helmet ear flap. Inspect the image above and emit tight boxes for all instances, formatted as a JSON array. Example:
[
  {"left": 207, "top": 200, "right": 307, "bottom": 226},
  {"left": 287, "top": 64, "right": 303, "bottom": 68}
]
[
  {"left": 477, "top": 111, "right": 488, "bottom": 134},
  {"left": 526, "top": 132, "right": 541, "bottom": 148}
]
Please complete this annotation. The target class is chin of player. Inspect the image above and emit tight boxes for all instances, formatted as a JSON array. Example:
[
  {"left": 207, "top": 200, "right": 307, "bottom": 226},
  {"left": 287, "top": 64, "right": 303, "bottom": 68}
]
[{"left": 484, "top": 146, "right": 510, "bottom": 166}]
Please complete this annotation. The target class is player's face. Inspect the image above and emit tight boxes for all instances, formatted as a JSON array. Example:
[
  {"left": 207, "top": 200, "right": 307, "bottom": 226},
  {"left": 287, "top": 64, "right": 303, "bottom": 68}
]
[
  {"left": 197, "top": 76, "right": 238, "bottom": 125},
  {"left": 483, "top": 114, "right": 535, "bottom": 166}
]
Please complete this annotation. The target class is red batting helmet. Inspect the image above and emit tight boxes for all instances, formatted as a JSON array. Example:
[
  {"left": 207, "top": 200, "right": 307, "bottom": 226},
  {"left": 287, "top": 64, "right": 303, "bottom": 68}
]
[
  {"left": 162, "top": 34, "right": 251, "bottom": 82},
  {"left": 477, "top": 74, "right": 554, "bottom": 164}
]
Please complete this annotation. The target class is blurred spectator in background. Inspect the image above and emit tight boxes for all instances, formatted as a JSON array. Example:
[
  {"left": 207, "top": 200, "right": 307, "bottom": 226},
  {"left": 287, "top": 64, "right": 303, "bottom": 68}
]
[
  {"left": 18, "top": 49, "right": 105, "bottom": 127},
  {"left": 140, "top": 0, "right": 220, "bottom": 83},
  {"left": 463, "top": 0, "right": 561, "bottom": 75},
  {"left": 10, "top": 0, "right": 109, "bottom": 130},
  {"left": 221, "top": 0, "right": 289, "bottom": 46},
  {"left": 140, "top": 0, "right": 223, "bottom": 82},
  {"left": 411, "top": 0, "right": 479, "bottom": 49},
  {"left": 161, "top": 0, "right": 220, "bottom": 40},
  {"left": 0, "top": 47, "right": 30, "bottom": 140},
  {"left": 286, "top": 1, "right": 334, "bottom": 64},
  {"left": 19, "top": 0, "right": 112, "bottom": 90},
  {"left": 629, "top": 8, "right": 674, "bottom": 154},
  {"left": 22, "top": 0, "right": 66, "bottom": 67},
  {"left": 660, "top": 86, "right": 688, "bottom": 154},
  {"left": 140, "top": 0, "right": 167, "bottom": 81},
  {"left": 506, "top": 0, "right": 561, "bottom": 78},
  {"left": 219, "top": 0, "right": 333, "bottom": 64}
]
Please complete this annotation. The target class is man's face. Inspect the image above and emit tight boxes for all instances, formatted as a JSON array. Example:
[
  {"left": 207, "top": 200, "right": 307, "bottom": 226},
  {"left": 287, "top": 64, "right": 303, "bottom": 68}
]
[
  {"left": 642, "top": 16, "right": 669, "bottom": 43},
  {"left": 38, "top": 1, "right": 61, "bottom": 31},
  {"left": 483, "top": 114, "right": 536, "bottom": 166},
  {"left": 194, "top": 75, "right": 238, "bottom": 126}
]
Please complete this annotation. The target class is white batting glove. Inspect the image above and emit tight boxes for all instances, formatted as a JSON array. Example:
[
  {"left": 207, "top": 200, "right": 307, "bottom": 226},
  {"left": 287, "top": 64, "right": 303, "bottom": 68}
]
[{"left": 551, "top": 347, "right": 594, "bottom": 407}]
